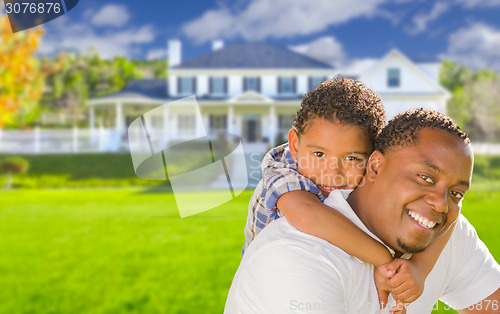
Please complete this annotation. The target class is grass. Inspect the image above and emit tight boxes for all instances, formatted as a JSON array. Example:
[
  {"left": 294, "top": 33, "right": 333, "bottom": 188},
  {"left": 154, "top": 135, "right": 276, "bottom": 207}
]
[{"left": 0, "top": 185, "right": 499, "bottom": 313}]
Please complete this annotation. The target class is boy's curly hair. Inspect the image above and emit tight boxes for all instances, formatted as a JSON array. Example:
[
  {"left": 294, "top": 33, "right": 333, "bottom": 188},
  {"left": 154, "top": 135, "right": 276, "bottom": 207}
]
[
  {"left": 375, "top": 108, "right": 470, "bottom": 153},
  {"left": 293, "top": 76, "right": 385, "bottom": 144}
]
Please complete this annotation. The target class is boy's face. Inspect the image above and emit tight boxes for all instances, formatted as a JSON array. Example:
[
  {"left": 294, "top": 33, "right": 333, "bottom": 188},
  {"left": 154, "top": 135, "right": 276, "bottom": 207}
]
[{"left": 289, "top": 117, "right": 372, "bottom": 198}]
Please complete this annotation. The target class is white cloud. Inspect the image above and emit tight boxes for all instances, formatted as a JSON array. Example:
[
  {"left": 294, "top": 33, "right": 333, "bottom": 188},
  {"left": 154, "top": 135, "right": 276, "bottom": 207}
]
[
  {"left": 444, "top": 22, "right": 500, "bottom": 70},
  {"left": 407, "top": 2, "right": 449, "bottom": 35},
  {"left": 91, "top": 4, "right": 131, "bottom": 27},
  {"left": 39, "top": 15, "right": 155, "bottom": 59},
  {"left": 182, "top": 0, "right": 388, "bottom": 43},
  {"left": 455, "top": 0, "right": 500, "bottom": 8},
  {"left": 147, "top": 48, "right": 168, "bottom": 60},
  {"left": 290, "top": 36, "right": 346, "bottom": 67},
  {"left": 338, "top": 58, "right": 379, "bottom": 76}
]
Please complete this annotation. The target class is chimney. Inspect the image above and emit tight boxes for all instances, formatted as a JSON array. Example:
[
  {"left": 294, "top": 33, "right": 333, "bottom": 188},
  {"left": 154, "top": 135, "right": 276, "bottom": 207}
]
[
  {"left": 168, "top": 39, "right": 182, "bottom": 67},
  {"left": 212, "top": 40, "right": 224, "bottom": 51}
]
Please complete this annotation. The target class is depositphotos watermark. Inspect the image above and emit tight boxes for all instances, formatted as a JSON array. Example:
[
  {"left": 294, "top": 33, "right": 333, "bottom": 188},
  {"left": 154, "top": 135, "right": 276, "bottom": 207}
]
[
  {"left": 128, "top": 96, "right": 249, "bottom": 218},
  {"left": 2, "top": 0, "right": 79, "bottom": 32}
]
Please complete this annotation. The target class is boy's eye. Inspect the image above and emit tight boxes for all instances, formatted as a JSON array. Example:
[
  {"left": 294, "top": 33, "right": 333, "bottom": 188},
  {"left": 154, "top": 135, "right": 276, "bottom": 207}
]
[
  {"left": 345, "top": 156, "right": 362, "bottom": 162},
  {"left": 418, "top": 174, "right": 434, "bottom": 184},
  {"left": 313, "top": 152, "right": 325, "bottom": 158},
  {"left": 451, "top": 190, "right": 464, "bottom": 200}
]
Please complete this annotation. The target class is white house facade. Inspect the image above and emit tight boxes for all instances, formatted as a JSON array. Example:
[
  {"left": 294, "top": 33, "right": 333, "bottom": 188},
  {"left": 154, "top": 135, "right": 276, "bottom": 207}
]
[{"left": 85, "top": 40, "right": 450, "bottom": 154}]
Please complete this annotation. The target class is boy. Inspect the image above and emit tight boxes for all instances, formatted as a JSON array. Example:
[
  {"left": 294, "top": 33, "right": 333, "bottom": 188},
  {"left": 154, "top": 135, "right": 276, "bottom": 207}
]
[{"left": 243, "top": 77, "right": 454, "bottom": 308}]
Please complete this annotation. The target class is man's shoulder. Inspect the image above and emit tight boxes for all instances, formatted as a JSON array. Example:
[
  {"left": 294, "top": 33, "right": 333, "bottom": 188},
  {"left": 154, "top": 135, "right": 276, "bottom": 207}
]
[{"left": 245, "top": 218, "right": 365, "bottom": 272}]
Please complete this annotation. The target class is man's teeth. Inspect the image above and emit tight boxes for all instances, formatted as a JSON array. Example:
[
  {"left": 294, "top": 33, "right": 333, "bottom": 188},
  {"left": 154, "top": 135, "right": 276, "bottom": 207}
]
[{"left": 408, "top": 211, "right": 437, "bottom": 229}]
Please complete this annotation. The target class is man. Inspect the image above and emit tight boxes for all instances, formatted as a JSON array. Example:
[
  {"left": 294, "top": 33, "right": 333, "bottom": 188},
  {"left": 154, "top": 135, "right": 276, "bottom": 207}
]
[{"left": 225, "top": 109, "right": 500, "bottom": 313}]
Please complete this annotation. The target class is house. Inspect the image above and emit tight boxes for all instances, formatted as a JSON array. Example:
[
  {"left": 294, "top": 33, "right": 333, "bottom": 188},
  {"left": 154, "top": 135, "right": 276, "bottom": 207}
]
[
  {"left": 86, "top": 40, "right": 450, "bottom": 153},
  {"left": 0, "top": 40, "right": 450, "bottom": 154}
]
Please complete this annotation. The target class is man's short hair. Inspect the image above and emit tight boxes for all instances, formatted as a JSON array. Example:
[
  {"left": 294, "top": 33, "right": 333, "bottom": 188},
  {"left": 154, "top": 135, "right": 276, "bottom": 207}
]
[
  {"left": 375, "top": 108, "right": 470, "bottom": 153},
  {"left": 293, "top": 76, "right": 386, "bottom": 144}
]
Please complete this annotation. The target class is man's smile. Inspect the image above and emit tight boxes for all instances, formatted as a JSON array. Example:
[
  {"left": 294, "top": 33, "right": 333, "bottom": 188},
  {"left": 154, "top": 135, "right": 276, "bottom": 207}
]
[{"left": 407, "top": 210, "right": 439, "bottom": 230}]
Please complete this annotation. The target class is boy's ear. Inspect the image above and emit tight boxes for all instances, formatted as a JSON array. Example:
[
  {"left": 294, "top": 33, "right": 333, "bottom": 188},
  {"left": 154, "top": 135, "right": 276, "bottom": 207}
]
[
  {"left": 288, "top": 128, "right": 299, "bottom": 160},
  {"left": 365, "top": 150, "right": 385, "bottom": 182}
]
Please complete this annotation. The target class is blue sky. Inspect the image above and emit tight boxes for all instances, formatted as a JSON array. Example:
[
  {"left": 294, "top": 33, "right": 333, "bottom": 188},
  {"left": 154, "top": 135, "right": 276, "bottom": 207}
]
[{"left": 10, "top": 0, "right": 500, "bottom": 72}]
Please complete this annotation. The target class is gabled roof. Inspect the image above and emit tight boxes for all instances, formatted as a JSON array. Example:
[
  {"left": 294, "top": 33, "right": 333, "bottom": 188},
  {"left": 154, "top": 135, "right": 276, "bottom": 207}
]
[
  {"left": 173, "top": 43, "right": 334, "bottom": 69},
  {"left": 360, "top": 49, "right": 450, "bottom": 97},
  {"left": 87, "top": 79, "right": 168, "bottom": 105}
]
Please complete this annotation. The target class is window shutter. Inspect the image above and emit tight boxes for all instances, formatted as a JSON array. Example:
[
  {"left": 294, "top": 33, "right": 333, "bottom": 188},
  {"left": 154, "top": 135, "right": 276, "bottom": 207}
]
[
  {"left": 192, "top": 77, "right": 197, "bottom": 94},
  {"left": 278, "top": 77, "right": 282, "bottom": 94},
  {"left": 257, "top": 77, "right": 261, "bottom": 93},
  {"left": 209, "top": 77, "right": 213, "bottom": 94},
  {"left": 224, "top": 77, "right": 228, "bottom": 94},
  {"left": 177, "top": 77, "right": 181, "bottom": 94},
  {"left": 243, "top": 77, "right": 247, "bottom": 92},
  {"left": 292, "top": 77, "right": 297, "bottom": 94}
]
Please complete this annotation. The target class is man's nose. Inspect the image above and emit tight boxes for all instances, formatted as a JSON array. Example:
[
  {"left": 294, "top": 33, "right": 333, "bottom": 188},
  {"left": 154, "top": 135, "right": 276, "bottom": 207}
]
[{"left": 424, "top": 186, "right": 449, "bottom": 213}]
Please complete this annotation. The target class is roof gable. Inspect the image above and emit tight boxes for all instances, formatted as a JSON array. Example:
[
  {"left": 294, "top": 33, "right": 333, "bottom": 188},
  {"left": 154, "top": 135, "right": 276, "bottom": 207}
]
[
  {"left": 173, "top": 43, "right": 334, "bottom": 69},
  {"left": 360, "top": 49, "right": 450, "bottom": 96}
]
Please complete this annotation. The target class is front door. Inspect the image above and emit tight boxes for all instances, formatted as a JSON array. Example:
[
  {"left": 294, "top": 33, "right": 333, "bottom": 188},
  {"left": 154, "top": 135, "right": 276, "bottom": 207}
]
[{"left": 242, "top": 116, "right": 261, "bottom": 142}]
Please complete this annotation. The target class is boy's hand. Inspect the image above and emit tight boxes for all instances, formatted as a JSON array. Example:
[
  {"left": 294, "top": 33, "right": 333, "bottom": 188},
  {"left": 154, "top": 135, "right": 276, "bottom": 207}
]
[
  {"left": 385, "top": 258, "right": 425, "bottom": 303},
  {"left": 374, "top": 258, "right": 425, "bottom": 309}
]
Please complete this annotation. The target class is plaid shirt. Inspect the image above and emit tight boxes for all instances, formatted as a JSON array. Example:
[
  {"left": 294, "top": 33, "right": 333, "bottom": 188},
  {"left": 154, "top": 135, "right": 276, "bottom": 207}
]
[{"left": 242, "top": 143, "right": 325, "bottom": 254}]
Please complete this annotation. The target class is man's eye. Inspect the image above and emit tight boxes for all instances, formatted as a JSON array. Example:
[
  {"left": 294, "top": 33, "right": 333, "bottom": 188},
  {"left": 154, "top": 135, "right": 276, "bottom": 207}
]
[
  {"left": 419, "top": 174, "right": 434, "bottom": 184},
  {"left": 313, "top": 152, "right": 325, "bottom": 158},
  {"left": 451, "top": 191, "right": 464, "bottom": 200}
]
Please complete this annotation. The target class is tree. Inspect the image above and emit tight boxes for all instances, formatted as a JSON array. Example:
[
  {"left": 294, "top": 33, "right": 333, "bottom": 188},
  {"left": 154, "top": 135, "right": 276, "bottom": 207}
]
[
  {"left": 441, "top": 60, "right": 500, "bottom": 141},
  {"left": 0, "top": 13, "right": 45, "bottom": 127}
]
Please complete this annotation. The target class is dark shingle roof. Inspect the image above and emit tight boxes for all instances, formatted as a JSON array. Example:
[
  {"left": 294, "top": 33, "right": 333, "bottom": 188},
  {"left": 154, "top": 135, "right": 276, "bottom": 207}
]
[
  {"left": 99, "top": 79, "right": 168, "bottom": 100},
  {"left": 173, "top": 43, "right": 333, "bottom": 69}
]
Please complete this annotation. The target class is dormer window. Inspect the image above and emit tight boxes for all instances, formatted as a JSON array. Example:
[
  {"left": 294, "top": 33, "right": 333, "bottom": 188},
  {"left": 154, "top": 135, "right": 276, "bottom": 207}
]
[
  {"left": 388, "top": 68, "right": 400, "bottom": 87},
  {"left": 309, "top": 76, "right": 326, "bottom": 90},
  {"left": 278, "top": 77, "right": 296, "bottom": 94},
  {"left": 210, "top": 77, "right": 227, "bottom": 95},
  {"left": 244, "top": 77, "right": 260, "bottom": 92},
  {"left": 178, "top": 77, "right": 196, "bottom": 95}
]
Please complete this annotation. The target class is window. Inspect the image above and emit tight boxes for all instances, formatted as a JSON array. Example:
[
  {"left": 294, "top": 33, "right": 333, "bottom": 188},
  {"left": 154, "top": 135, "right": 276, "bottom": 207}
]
[
  {"left": 179, "top": 77, "right": 195, "bottom": 94},
  {"left": 178, "top": 114, "right": 195, "bottom": 136},
  {"left": 278, "top": 114, "right": 294, "bottom": 130},
  {"left": 244, "top": 77, "right": 260, "bottom": 92},
  {"left": 209, "top": 114, "right": 227, "bottom": 132},
  {"left": 309, "top": 77, "right": 325, "bottom": 90},
  {"left": 279, "top": 77, "right": 295, "bottom": 94},
  {"left": 388, "top": 68, "right": 400, "bottom": 87},
  {"left": 210, "top": 77, "right": 226, "bottom": 94}
]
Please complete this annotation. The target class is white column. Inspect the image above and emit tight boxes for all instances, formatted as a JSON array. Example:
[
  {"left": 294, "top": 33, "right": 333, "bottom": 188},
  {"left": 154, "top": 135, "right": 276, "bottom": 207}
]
[
  {"left": 269, "top": 105, "right": 277, "bottom": 146},
  {"left": 115, "top": 102, "right": 123, "bottom": 130},
  {"left": 228, "top": 105, "right": 234, "bottom": 135},
  {"left": 89, "top": 106, "right": 95, "bottom": 139},
  {"left": 0, "top": 128, "right": 3, "bottom": 152},
  {"left": 72, "top": 125, "right": 78, "bottom": 153},
  {"left": 195, "top": 105, "right": 204, "bottom": 137},
  {"left": 34, "top": 126, "right": 40, "bottom": 153},
  {"left": 163, "top": 104, "right": 170, "bottom": 147}
]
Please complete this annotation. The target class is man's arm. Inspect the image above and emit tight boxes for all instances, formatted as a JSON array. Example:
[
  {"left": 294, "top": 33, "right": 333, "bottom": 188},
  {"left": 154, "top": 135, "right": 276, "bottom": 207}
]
[{"left": 458, "top": 288, "right": 500, "bottom": 314}]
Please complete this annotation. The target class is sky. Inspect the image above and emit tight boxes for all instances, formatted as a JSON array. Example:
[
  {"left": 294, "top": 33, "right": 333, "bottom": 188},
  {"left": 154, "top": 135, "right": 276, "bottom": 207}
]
[{"left": 5, "top": 0, "right": 500, "bottom": 73}]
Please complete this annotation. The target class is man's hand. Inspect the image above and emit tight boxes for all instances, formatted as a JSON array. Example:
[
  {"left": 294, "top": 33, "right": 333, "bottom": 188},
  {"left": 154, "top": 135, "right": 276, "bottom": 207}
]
[{"left": 374, "top": 258, "right": 426, "bottom": 309}]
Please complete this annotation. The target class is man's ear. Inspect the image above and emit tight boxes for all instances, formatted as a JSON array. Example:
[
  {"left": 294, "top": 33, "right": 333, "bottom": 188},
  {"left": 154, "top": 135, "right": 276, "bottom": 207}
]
[
  {"left": 288, "top": 128, "right": 299, "bottom": 160},
  {"left": 365, "top": 150, "right": 385, "bottom": 182}
]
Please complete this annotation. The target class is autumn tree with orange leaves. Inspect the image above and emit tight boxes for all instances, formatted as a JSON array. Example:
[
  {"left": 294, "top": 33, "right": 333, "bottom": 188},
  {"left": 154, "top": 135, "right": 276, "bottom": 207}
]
[{"left": 0, "top": 13, "right": 45, "bottom": 127}]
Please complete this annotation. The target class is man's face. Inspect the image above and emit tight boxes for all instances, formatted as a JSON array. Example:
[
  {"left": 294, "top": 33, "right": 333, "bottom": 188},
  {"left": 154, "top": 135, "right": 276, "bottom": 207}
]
[
  {"left": 289, "top": 117, "right": 372, "bottom": 198},
  {"left": 363, "top": 129, "right": 473, "bottom": 254}
]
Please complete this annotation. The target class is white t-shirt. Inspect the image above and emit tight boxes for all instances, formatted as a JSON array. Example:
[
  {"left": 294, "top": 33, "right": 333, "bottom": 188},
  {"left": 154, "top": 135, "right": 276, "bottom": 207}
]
[{"left": 225, "top": 190, "right": 500, "bottom": 314}]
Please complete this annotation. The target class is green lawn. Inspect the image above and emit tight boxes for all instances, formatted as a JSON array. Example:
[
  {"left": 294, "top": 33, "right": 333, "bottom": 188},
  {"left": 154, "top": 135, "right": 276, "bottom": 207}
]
[{"left": 0, "top": 186, "right": 498, "bottom": 314}]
